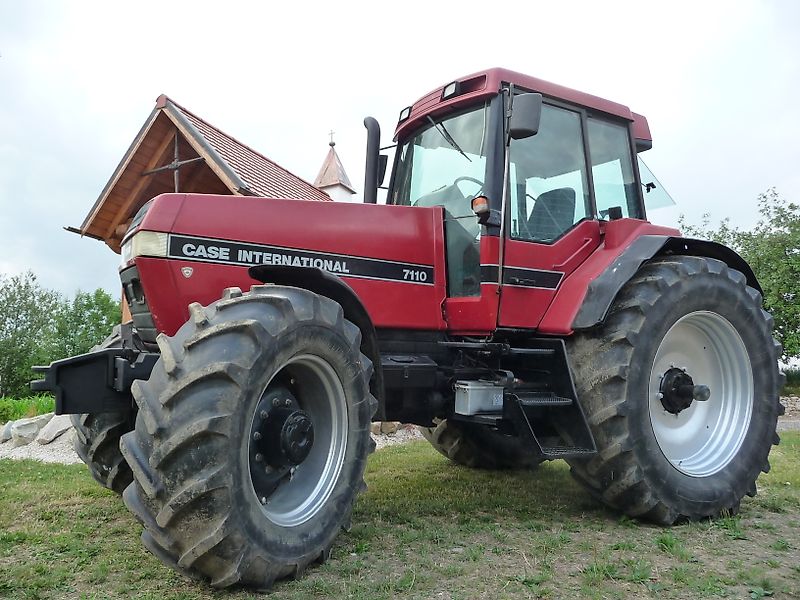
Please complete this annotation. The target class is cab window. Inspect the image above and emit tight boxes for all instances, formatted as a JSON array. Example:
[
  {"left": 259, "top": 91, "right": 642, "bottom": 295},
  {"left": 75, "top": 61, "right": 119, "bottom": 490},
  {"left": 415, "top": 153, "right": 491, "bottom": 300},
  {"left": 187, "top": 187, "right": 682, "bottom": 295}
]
[
  {"left": 509, "top": 104, "right": 591, "bottom": 243},
  {"left": 586, "top": 118, "right": 641, "bottom": 219}
]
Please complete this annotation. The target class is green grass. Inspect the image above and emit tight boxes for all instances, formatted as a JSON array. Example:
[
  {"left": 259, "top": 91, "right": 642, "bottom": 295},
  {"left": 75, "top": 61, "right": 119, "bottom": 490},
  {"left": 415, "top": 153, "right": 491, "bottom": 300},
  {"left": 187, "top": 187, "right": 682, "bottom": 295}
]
[
  {"left": 0, "top": 394, "right": 54, "bottom": 424},
  {"left": 1, "top": 433, "right": 799, "bottom": 599}
]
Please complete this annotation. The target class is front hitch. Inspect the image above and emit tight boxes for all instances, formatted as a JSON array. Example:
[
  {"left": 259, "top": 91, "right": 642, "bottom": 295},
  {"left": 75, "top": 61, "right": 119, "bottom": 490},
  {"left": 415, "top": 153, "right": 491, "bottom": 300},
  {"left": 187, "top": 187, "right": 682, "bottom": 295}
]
[{"left": 31, "top": 349, "right": 158, "bottom": 415}]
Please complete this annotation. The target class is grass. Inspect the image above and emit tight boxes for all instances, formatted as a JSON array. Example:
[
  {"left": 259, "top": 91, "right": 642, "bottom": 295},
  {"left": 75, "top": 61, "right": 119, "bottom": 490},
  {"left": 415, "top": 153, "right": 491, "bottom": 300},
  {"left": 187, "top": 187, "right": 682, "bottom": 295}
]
[
  {"left": 0, "top": 394, "right": 54, "bottom": 424},
  {"left": 0, "top": 433, "right": 799, "bottom": 599}
]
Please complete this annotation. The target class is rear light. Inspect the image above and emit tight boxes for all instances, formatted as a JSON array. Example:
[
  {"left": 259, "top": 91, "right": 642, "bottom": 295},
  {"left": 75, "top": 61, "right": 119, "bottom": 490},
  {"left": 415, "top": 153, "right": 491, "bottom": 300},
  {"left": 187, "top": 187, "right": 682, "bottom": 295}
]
[{"left": 121, "top": 231, "right": 168, "bottom": 267}]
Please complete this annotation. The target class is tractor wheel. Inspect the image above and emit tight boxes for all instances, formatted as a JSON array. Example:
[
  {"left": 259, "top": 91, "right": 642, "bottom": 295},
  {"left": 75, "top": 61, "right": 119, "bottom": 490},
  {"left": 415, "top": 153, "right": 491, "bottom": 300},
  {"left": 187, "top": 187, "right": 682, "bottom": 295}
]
[
  {"left": 420, "top": 420, "right": 544, "bottom": 469},
  {"left": 566, "top": 256, "right": 783, "bottom": 524},
  {"left": 120, "top": 285, "right": 377, "bottom": 589},
  {"left": 71, "top": 326, "right": 134, "bottom": 495}
]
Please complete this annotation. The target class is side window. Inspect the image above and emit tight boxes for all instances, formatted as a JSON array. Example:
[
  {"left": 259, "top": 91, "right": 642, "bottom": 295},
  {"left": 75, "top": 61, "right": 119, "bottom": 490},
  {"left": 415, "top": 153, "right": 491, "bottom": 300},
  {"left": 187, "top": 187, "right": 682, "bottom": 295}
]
[
  {"left": 509, "top": 104, "right": 591, "bottom": 243},
  {"left": 587, "top": 118, "right": 642, "bottom": 219}
]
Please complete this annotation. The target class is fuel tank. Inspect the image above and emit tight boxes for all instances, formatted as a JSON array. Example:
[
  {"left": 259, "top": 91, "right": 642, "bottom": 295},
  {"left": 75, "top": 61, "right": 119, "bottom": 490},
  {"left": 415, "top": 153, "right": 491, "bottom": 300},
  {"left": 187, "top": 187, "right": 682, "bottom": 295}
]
[{"left": 122, "top": 193, "right": 449, "bottom": 336}]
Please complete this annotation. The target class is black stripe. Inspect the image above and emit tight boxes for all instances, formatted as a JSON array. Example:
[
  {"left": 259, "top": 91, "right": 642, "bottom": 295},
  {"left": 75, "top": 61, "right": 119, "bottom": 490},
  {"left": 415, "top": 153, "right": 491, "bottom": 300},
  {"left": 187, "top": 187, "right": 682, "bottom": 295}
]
[
  {"left": 503, "top": 267, "right": 562, "bottom": 289},
  {"left": 167, "top": 234, "right": 435, "bottom": 286},
  {"left": 480, "top": 264, "right": 499, "bottom": 282},
  {"left": 480, "top": 264, "right": 563, "bottom": 289}
]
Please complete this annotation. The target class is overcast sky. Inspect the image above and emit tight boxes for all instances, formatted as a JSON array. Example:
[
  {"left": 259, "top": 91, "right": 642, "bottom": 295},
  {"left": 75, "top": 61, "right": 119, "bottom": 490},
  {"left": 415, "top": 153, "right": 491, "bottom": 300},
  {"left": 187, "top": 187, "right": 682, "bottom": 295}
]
[{"left": 1, "top": 0, "right": 798, "bottom": 297}]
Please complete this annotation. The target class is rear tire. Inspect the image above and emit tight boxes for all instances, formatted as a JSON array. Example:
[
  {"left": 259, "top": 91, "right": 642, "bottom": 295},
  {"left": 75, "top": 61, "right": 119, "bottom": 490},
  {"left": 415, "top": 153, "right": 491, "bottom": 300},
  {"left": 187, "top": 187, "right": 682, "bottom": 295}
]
[
  {"left": 120, "top": 285, "right": 377, "bottom": 589},
  {"left": 71, "top": 326, "right": 134, "bottom": 495},
  {"left": 566, "top": 256, "right": 783, "bottom": 524},
  {"left": 420, "top": 420, "right": 544, "bottom": 470}
]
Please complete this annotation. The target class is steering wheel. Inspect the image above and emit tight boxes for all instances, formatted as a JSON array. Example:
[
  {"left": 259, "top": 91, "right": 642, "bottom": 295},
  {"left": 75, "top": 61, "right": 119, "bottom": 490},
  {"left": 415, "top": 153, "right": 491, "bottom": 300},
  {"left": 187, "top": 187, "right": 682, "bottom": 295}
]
[{"left": 453, "top": 176, "right": 484, "bottom": 197}]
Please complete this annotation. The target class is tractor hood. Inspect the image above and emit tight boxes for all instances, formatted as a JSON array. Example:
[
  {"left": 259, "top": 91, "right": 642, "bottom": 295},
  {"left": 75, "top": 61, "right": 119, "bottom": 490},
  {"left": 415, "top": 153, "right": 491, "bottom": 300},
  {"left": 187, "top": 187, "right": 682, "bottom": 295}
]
[{"left": 121, "top": 193, "right": 448, "bottom": 336}]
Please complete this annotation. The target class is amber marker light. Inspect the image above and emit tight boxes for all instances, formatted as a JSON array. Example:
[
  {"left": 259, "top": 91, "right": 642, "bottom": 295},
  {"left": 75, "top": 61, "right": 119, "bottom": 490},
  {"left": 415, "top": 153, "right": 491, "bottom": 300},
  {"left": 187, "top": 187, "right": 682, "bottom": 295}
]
[{"left": 471, "top": 195, "right": 490, "bottom": 215}]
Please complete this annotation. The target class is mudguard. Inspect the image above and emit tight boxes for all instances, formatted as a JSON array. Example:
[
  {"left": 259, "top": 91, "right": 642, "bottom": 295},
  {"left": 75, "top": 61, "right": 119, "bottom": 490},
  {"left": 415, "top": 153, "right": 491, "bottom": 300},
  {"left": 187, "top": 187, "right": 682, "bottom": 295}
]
[
  {"left": 571, "top": 236, "right": 761, "bottom": 330},
  {"left": 248, "top": 265, "right": 386, "bottom": 419}
]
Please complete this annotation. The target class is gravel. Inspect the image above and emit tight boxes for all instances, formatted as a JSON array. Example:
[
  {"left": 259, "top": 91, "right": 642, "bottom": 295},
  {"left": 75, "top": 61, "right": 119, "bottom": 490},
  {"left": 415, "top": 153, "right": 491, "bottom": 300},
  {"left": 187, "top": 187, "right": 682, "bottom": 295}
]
[{"left": 0, "top": 428, "right": 81, "bottom": 464}]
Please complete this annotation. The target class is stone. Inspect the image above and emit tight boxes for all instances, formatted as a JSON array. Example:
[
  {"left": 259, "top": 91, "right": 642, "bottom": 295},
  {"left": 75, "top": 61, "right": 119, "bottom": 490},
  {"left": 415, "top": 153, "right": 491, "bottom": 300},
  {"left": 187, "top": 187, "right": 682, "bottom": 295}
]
[
  {"left": 370, "top": 422, "right": 381, "bottom": 435},
  {"left": 0, "top": 420, "right": 12, "bottom": 443},
  {"left": 380, "top": 421, "right": 400, "bottom": 435},
  {"left": 10, "top": 413, "right": 54, "bottom": 448},
  {"left": 35, "top": 414, "right": 73, "bottom": 444}
]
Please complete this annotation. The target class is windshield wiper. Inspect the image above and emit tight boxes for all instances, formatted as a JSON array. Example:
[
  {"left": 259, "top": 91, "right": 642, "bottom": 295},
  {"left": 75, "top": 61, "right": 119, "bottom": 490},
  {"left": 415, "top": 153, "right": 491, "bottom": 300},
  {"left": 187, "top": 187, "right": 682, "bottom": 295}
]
[{"left": 427, "top": 116, "right": 472, "bottom": 163}]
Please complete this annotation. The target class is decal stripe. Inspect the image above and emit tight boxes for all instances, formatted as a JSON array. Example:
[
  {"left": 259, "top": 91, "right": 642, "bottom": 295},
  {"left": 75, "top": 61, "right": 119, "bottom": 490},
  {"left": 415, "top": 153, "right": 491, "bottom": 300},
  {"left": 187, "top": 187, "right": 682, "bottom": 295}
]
[
  {"left": 167, "top": 234, "right": 435, "bottom": 286},
  {"left": 480, "top": 264, "right": 563, "bottom": 289}
]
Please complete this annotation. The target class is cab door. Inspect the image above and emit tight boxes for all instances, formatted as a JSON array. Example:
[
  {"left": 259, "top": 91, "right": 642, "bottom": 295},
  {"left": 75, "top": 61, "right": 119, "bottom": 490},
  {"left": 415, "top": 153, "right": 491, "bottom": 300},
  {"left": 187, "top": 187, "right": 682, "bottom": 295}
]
[{"left": 497, "top": 103, "right": 641, "bottom": 330}]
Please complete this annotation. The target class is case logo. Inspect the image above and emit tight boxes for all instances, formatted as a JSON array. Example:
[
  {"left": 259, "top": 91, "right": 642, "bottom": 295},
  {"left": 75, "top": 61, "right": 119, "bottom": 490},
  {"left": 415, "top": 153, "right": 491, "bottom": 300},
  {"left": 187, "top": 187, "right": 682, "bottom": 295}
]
[{"left": 181, "top": 266, "right": 194, "bottom": 278}]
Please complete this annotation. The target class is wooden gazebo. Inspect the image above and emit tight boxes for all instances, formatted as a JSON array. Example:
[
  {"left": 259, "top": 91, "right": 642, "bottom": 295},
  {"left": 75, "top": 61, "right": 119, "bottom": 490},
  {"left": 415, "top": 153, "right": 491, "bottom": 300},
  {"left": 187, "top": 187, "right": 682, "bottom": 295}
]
[{"left": 76, "top": 95, "right": 330, "bottom": 253}]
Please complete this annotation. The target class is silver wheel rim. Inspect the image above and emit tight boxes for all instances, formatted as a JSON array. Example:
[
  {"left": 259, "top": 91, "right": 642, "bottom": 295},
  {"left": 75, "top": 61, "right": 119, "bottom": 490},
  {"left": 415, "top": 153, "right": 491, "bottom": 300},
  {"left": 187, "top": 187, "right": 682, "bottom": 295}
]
[
  {"left": 250, "top": 354, "right": 348, "bottom": 527},
  {"left": 649, "top": 311, "right": 753, "bottom": 477}
]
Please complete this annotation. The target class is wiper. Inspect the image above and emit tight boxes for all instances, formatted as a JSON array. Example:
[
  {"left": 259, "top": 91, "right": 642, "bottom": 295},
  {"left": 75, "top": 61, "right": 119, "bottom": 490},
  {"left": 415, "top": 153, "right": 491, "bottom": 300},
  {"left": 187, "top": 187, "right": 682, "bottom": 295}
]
[{"left": 427, "top": 116, "right": 472, "bottom": 163}]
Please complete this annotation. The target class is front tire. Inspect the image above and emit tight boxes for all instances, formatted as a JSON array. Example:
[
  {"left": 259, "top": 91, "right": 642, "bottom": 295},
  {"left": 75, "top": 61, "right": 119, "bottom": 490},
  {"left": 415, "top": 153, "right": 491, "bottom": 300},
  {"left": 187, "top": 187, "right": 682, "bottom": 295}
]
[
  {"left": 567, "top": 256, "right": 782, "bottom": 524},
  {"left": 120, "top": 285, "right": 377, "bottom": 589}
]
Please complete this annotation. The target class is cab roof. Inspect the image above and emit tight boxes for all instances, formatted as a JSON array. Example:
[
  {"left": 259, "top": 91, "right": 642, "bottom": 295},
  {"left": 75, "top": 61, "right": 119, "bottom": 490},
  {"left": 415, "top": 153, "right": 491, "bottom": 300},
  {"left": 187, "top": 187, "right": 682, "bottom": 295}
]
[{"left": 394, "top": 67, "right": 651, "bottom": 149}]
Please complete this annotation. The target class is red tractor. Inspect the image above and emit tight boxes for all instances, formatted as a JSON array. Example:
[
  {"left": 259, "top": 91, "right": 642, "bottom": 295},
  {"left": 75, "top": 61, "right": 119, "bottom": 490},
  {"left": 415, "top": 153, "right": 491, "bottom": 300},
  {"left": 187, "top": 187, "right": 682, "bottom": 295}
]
[{"left": 34, "top": 68, "right": 783, "bottom": 590}]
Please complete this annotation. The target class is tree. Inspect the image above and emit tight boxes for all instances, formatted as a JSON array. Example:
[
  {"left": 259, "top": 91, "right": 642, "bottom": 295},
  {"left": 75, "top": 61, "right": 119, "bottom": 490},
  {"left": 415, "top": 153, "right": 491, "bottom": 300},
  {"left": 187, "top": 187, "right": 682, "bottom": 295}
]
[
  {"left": 680, "top": 188, "right": 800, "bottom": 360},
  {"left": 0, "top": 272, "right": 120, "bottom": 398},
  {"left": 49, "top": 289, "right": 120, "bottom": 360},
  {"left": 0, "top": 272, "right": 61, "bottom": 397}
]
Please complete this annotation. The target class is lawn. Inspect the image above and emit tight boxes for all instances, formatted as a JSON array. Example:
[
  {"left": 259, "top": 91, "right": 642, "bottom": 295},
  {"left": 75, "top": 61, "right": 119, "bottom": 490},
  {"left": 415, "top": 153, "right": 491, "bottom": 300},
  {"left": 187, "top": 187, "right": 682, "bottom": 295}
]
[{"left": 1, "top": 435, "right": 799, "bottom": 599}]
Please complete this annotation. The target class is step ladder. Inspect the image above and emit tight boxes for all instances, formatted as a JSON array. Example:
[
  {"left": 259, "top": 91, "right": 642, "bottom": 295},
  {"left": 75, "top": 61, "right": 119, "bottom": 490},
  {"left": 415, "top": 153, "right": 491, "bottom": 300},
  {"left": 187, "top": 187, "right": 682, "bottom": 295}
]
[{"left": 505, "top": 391, "right": 596, "bottom": 459}]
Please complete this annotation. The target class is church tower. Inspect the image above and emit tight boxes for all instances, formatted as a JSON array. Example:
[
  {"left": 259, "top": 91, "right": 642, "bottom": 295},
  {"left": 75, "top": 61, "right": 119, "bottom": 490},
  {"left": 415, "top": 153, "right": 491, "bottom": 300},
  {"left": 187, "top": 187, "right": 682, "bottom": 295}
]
[{"left": 313, "top": 136, "right": 357, "bottom": 202}]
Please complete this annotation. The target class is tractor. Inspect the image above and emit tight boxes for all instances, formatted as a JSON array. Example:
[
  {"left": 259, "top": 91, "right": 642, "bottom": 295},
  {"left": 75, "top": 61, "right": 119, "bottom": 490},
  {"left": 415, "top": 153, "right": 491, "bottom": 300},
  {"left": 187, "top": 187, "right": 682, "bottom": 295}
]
[{"left": 33, "top": 68, "right": 783, "bottom": 590}]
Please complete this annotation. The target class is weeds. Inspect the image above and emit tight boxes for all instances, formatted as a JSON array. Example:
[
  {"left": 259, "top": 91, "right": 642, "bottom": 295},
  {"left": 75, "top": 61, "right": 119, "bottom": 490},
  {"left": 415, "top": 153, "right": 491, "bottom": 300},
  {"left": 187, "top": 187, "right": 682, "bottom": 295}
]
[{"left": 0, "top": 394, "right": 54, "bottom": 424}]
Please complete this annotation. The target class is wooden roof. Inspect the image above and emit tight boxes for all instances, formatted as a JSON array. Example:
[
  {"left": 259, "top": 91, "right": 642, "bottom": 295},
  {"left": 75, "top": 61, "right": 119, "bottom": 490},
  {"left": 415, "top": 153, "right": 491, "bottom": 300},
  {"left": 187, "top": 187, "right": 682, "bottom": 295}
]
[{"left": 79, "top": 95, "right": 330, "bottom": 253}]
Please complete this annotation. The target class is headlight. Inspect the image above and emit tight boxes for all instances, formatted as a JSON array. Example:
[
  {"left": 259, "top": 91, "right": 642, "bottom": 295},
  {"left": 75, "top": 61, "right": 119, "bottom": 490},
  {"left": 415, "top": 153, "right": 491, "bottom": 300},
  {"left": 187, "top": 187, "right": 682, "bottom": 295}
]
[{"left": 121, "top": 231, "right": 168, "bottom": 267}]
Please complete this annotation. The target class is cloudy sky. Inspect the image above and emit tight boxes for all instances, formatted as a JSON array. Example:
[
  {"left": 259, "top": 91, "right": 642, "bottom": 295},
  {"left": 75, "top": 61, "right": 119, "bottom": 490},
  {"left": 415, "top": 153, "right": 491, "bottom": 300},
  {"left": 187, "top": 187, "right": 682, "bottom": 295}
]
[{"left": 1, "top": 0, "right": 798, "bottom": 297}]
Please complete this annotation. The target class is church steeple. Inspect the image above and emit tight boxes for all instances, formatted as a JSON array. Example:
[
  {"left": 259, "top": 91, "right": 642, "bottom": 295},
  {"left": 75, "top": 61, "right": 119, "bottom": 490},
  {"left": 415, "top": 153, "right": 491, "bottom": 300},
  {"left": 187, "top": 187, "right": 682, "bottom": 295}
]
[{"left": 313, "top": 133, "right": 356, "bottom": 202}]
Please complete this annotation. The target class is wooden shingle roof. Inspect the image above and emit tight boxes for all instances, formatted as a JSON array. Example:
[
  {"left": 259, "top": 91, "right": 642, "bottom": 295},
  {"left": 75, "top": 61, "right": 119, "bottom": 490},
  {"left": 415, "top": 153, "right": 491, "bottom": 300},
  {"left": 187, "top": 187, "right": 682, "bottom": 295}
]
[{"left": 79, "top": 95, "right": 330, "bottom": 252}]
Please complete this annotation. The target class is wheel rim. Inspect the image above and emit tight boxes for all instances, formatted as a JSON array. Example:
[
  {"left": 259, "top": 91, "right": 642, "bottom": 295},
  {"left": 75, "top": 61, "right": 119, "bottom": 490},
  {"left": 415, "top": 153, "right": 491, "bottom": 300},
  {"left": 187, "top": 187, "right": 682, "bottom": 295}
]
[
  {"left": 248, "top": 354, "right": 348, "bottom": 527},
  {"left": 649, "top": 311, "right": 753, "bottom": 477}
]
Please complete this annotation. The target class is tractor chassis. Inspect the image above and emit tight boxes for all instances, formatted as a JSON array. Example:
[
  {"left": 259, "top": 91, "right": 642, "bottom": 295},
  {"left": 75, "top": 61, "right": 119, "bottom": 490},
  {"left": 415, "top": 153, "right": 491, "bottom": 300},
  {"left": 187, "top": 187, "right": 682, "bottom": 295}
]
[{"left": 32, "top": 326, "right": 597, "bottom": 460}]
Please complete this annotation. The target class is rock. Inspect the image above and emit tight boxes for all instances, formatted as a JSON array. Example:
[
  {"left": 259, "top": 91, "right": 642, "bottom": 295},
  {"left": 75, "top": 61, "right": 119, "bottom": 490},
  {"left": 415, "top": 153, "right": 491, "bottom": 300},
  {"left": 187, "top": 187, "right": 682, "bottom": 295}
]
[
  {"left": 370, "top": 422, "right": 381, "bottom": 435},
  {"left": 380, "top": 421, "right": 400, "bottom": 435},
  {"left": 0, "top": 421, "right": 12, "bottom": 443},
  {"left": 35, "top": 414, "right": 73, "bottom": 444},
  {"left": 10, "top": 413, "right": 54, "bottom": 448}
]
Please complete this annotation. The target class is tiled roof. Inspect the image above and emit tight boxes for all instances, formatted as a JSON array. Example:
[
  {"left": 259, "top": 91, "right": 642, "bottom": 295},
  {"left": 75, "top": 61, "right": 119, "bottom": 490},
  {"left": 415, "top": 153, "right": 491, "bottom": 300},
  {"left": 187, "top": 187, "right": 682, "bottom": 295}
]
[
  {"left": 314, "top": 143, "right": 355, "bottom": 194},
  {"left": 79, "top": 94, "right": 332, "bottom": 252},
  {"left": 165, "top": 97, "right": 331, "bottom": 202}
]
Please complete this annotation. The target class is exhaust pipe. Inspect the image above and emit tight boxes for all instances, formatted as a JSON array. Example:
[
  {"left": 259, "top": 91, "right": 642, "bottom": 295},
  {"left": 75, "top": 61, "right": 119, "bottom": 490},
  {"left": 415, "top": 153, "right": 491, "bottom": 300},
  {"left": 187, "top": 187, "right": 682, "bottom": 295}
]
[{"left": 363, "top": 117, "right": 380, "bottom": 204}]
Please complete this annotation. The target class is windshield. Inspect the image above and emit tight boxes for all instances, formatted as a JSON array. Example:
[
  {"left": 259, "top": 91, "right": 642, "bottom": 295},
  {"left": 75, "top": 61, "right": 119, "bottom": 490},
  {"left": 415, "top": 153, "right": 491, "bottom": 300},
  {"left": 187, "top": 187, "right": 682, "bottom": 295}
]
[
  {"left": 390, "top": 102, "right": 490, "bottom": 212},
  {"left": 390, "top": 102, "right": 491, "bottom": 297}
]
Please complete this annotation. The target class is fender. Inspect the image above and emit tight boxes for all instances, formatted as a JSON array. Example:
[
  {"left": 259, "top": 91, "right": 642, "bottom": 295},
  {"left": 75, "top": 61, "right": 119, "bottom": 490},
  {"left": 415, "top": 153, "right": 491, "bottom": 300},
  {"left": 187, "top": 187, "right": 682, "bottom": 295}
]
[
  {"left": 248, "top": 265, "right": 386, "bottom": 419},
  {"left": 570, "top": 236, "right": 761, "bottom": 330}
]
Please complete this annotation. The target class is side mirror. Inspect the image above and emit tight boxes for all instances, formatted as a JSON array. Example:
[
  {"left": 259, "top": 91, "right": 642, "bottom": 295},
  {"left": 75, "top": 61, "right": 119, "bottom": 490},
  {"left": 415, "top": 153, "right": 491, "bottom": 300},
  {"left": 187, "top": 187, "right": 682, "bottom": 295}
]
[
  {"left": 509, "top": 93, "right": 543, "bottom": 140},
  {"left": 378, "top": 154, "right": 388, "bottom": 186}
]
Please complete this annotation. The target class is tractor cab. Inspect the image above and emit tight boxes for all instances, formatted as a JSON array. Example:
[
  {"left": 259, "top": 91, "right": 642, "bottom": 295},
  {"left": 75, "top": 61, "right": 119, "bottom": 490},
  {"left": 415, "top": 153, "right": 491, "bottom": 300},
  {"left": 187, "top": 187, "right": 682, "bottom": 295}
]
[{"left": 377, "top": 68, "right": 659, "bottom": 334}]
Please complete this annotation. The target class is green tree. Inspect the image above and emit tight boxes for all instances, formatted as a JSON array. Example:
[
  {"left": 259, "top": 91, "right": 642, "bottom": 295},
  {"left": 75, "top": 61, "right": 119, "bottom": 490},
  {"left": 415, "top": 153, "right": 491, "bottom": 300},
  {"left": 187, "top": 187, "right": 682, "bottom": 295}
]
[
  {"left": 680, "top": 188, "right": 800, "bottom": 360},
  {"left": 48, "top": 288, "right": 120, "bottom": 360},
  {"left": 0, "top": 272, "right": 120, "bottom": 397},
  {"left": 0, "top": 272, "right": 61, "bottom": 397}
]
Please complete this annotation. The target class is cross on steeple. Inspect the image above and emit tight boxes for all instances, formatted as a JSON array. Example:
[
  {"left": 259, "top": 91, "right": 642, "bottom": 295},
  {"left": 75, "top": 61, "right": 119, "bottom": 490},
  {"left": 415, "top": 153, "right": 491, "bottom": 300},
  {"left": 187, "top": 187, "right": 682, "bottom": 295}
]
[{"left": 328, "top": 130, "right": 335, "bottom": 147}]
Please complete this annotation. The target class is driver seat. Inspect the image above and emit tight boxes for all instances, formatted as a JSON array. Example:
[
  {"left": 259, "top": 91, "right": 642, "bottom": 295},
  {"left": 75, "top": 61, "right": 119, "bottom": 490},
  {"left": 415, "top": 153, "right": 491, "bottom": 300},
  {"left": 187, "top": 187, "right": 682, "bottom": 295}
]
[{"left": 527, "top": 187, "right": 576, "bottom": 241}]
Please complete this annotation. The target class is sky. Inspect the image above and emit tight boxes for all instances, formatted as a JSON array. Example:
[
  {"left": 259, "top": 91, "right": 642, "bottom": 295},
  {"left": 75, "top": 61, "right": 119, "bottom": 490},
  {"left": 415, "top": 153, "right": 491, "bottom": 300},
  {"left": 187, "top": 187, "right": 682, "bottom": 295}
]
[{"left": 1, "top": 0, "right": 799, "bottom": 297}]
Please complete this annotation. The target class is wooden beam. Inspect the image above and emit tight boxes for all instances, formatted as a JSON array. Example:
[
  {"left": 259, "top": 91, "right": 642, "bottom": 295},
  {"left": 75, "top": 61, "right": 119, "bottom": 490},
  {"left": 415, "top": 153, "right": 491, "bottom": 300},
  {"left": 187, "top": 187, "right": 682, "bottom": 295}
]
[{"left": 103, "top": 129, "right": 176, "bottom": 240}]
